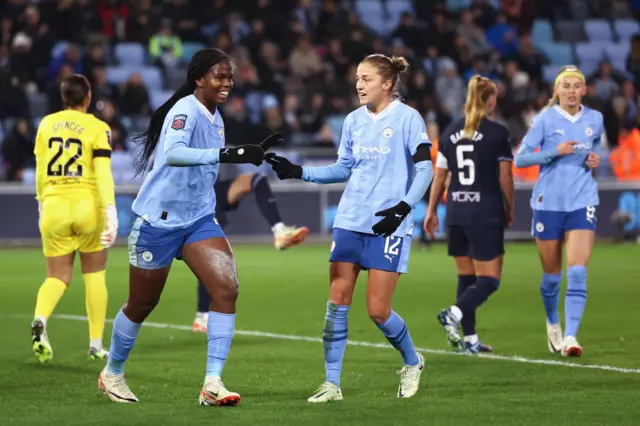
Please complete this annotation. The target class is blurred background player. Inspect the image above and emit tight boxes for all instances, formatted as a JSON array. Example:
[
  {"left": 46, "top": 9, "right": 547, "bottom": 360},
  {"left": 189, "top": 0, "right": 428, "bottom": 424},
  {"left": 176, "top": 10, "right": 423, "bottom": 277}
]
[
  {"left": 98, "top": 48, "right": 279, "bottom": 405},
  {"left": 424, "top": 76, "right": 515, "bottom": 353},
  {"left": 31, "top": 74, "right": 118, "bottom": 363},
  {"left": 267, "top": 54, "right": 433, "bottom": 401},
  {"left": 515, "top": 65, "right": 603, "bottom": 357},
  {"left": 193, "top": 170, "right": 308, "bottom": 332}
]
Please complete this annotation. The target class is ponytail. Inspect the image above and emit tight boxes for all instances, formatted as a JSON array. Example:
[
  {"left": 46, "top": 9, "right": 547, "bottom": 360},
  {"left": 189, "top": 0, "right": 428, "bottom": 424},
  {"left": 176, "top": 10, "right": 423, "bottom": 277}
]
[
  {"left": 134, "top": 48, "right": 230, "bottom": 175},
  {"left": 463, "top": 75, "right": 496, "bottom": 139}
]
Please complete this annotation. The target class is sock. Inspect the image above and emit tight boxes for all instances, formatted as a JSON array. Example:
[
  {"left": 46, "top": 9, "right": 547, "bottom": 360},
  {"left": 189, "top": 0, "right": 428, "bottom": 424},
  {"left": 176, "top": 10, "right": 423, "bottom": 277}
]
[
  {"left": 464, "top": 334, "right": 479, "bottom": 344},
  {"left": 456, "top": 276, "right": 500, "bottom": 319},
  {"left": 34, "top": 277, "right": 67, "bottom": 320},
  {"left": 252, "top": 173, "right": 282, "bottom": 228},
  {"left": 106, "top": 309, "right": 141, "bottom": 375},
  {"left": 376, "top": 310, "right": 420, "bottom": 366},
  {"left": 456, "top": 274, "right": 476, "bottom": 335},
  {"left": 323, "top": 302, "right": 349, "bottom": 387},
  {"left": 197, "top": 280, "right": 211, "bottom": 313},
  {"left": 206, "top": 311, "right": 235, "bottom": 377},
  {"left": 540, "top": 272, "right": 562, "bottom": 324},
  {"left": 83, "top": 270, "right": 108, "bottom": 349},
  {"left": 450, "top": 305, "right": 463, "bottom": 322},
  {"left": 565, "top": 265, "right": 587, "bottom": 337}
]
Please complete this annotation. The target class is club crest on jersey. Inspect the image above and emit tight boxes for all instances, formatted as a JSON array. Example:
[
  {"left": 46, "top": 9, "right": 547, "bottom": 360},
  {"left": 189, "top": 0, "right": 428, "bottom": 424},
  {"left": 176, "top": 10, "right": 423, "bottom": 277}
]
[
  {"left": 585, "top": 127, "right": 593, "bottom": 136},
  {"left": 382, "top": 128, "right": 393, "bottom": 139},
  {"left": 171, "top": 114, "right": 187, "bottom": 130},
  {"left": 218, "top": 127, "right": 225, "bottom": 139}
]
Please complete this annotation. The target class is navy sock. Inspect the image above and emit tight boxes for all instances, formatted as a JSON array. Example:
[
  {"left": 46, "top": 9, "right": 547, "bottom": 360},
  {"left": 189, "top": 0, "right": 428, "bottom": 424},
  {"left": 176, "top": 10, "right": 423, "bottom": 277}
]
[
  {"left": 252, "top": 173, "right": 282, "bottom": 227},
  {"left": 197, "top": 280, "right": 211, "bottom": 313},
  {"left": 456, "top": 276, "right": 500, "bottom": 318},
  {"left": 456, "top": 274, "right": 477, "bottom": 336}
]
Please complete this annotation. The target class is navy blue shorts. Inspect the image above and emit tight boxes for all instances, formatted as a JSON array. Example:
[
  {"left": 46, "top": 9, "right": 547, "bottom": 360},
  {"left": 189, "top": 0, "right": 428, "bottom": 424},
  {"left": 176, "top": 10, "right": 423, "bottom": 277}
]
[
  {"left": 447, "top": 225, "right": 505, "bottom": 261},
  {"left": 532, "top": 206, "right": 597, "bottom": 240},
  {"left": 128, "top": 214, "right": 226, "bottom": 269},
  {"left": 329, "top": 228, "right": 412, "bottom": 274}
]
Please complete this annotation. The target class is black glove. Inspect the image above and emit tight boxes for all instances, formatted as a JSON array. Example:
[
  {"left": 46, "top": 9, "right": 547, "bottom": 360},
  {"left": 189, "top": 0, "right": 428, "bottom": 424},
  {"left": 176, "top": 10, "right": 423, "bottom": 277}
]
[
  {"left": 265, "top": 153, "right": 303, "bottom": 179},
  {"left": 258, "top": 132, "right": 284, "bottom": 152},
  {"left": 219, "top": 145, "right": 265, "bottom": 166},
  {"left": 372, "top": 201, "right": 412, "bottom": 237}
]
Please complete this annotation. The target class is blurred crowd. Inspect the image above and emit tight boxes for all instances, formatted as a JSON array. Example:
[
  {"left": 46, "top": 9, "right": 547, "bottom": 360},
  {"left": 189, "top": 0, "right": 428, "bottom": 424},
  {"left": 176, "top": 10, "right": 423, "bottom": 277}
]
[{"left": 1, "top": 0, "right": 640, "bottom": 182}]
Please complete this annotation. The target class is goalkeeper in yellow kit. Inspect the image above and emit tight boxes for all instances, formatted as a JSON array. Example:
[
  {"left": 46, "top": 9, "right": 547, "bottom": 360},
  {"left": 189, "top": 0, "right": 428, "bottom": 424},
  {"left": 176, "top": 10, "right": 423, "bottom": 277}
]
[{"left": 31, "top": 74, "right": 118, "bottom": 362}]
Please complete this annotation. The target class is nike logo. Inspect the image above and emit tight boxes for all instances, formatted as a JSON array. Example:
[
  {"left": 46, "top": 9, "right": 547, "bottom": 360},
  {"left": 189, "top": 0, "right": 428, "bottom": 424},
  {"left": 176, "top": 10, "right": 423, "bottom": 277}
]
[{"left": 394, "top": 214, "right": 403, "bottom": 218}]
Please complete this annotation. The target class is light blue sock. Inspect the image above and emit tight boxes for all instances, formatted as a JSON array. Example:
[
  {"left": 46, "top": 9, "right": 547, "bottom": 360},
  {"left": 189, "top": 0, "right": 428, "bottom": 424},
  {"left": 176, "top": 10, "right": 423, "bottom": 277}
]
[
  {"left": 565, "top": 265, "right": 587, "bottom": 337},
  {"left": 540, "top": 272, "right": 562, "bottom": 324},
  {"left": 376, "top": 310, "right": 419, "bottom": 366},
  {"left": 106, "top": 309, "right": 141, "bottom": 375},
  {"left": 323, "top": 302, "right": 349, "bottom": 387},
  {"left": 206, "top": 311, "right": 235, "bottom": 377}
]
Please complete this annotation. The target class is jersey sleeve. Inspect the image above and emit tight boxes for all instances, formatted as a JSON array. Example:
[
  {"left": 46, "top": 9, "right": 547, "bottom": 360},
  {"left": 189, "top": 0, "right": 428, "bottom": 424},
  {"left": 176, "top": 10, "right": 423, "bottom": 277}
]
[
  {"left": 92, "top": 123, "right": 116, "bottom": 207},
  {"left": 163, "top": 104, "right": 220, "bottom": 166},
  {"left": 302, "top": 114, "right": 354, "bottom": 183},
  {"left": 520, "top": 112, "right": 545, "bottom": 151},
  {"left": 592, "top": 111, "right": 605, "bottom": 152},
  {"left": 405, "top": 109, "right": 430, "bottom": 156},
  {"left": 497, "top": 128, "right": 514, "bottom": 162},
  {"left": 514, "top": 111, "right": 559, "bottom": 168}
]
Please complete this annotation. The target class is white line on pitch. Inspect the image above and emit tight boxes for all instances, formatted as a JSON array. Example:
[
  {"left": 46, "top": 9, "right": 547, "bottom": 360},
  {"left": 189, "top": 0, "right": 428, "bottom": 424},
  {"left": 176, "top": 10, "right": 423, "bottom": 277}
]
[{"left": 52, "top": 313, "right": 640, "bottom": 375}]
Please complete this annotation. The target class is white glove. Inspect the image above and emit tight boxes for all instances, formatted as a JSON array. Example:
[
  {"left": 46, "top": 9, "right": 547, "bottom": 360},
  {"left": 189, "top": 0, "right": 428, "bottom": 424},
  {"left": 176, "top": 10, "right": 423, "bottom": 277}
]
[{"left": 100, "top": 204, "right": 118, "bottom": 248}]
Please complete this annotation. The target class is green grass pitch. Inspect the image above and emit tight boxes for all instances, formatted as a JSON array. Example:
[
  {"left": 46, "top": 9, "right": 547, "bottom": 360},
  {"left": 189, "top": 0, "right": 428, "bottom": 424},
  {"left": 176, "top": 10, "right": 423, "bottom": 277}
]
[{"left": 1, "top": 242, "right": 639, "bottom": 426}]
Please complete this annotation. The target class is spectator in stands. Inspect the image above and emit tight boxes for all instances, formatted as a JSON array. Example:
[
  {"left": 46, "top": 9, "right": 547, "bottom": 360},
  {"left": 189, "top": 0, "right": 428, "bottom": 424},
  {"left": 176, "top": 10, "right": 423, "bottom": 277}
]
[
  {"left": 9, "top": 32, "right": 36, "bottom": 86},
  {"left": 90, "top": 66, "right": 119, "bottom": 111},
  {"left": 223, "top": 95, "right": 259, "bottom": 146},
  {"left": 16, "top": 6, "right": 54, "bottom": 74},
  {"left": 610, "top": 126, "right": 640, "bottom": 180},
  {"left": 0, "top": 71, "right": 29, "bottom": 119},
  {"left": 119, "top": 72, "right": 150, "bottom": 116},
  {"left": 627, "top": 34, "right": 640, "bottom": 90},
  {"left": 435, "top": 58, "right": 465, "bottom": 120},
  {"left": 594, "top": 62, "right": 621, "bottom": 102},
  {"left": 458, "top": 8, "right": 492, "bottom": 57},
  {"left": 392, "top": 12, "right": 423, "bottom": 54},
  {"left": 127, "top": 0, "right": 155, "bottom": 43},
  {"left": 260, "top": 102, "right": 292, "bottom": 144},
  {"left": 426, "top": 12, "right": 456, "bottom": 59},
  {"left": 95, "top": 99, "right": 128, "bottom": 152},
  {"left": 471, "top": 0, "right": 498, "bottom": 29},
  {"left": 325, "top": 38, "right": 350, "bottom": 76},
  {"left": 46, "top": 63, "right": 73, "bottom": 113},
  {"left": 46, "top": 44, "right": 81, "bottom": 82},
  {"left": 149, "top": 19, "right": 184, "bottom": 70},
  {"left": 299, "top": 92, "right": 327, "bottom": 135},
  {"left": 83, "top": 43, "right": 107, "bottom": 85},
  {"left": 582, "top": 79, "right": 607, "bottom": 112},
  {"left": 511, "top": 33, "right": 547, "bottom": 83},
  {"left": 162, "top": 0, "right": 199, "bottom": 42},
  {"left": 289, "top": 35, "right": 323, "bottom": 80},
  {"left": 621, "top": 80, "right": 638, "bottom": 122},
  {"left": 97, "top": 0, "right": 129, "bottom": 41},
  {"left": 282, "top": 93, "right": 301, "bottom": 132},
  {"left": 486, "top": 13, "right": 518, "bottom": 58},
  {"left": 1, "top": 118, "right": 34, "bottom": 181}
]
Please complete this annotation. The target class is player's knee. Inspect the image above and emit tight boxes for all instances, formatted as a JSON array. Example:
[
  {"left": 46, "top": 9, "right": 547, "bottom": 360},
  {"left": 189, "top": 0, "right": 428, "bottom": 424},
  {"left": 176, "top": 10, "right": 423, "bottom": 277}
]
[
  {"left": 566, "top": 265, "right": 587, "bottom": 290},
  {"left": 478, "top": 276, "right": 500, "bottom": 292},
  {"left": 123, "top": 298, "right": 159, "bottom": 323},
  {"left": 329, "top": 284, "right": 354, "bottom": 306},
  {"left": 367, "top": 304, "right": 391, "bottom": 325},
  {"left": 541, "top": 272, "right": 562, "bottom": 292}
]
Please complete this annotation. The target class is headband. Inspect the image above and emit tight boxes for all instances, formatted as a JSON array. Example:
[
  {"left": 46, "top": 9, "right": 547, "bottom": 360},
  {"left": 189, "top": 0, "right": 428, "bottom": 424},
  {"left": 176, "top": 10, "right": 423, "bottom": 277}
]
[{"left": 554, "top": 68, "right": 585, "bottom": 88}]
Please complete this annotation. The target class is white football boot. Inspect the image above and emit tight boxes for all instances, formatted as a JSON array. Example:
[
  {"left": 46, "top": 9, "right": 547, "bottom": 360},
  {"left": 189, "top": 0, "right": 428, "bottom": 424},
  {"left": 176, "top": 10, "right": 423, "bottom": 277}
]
[
  {"left": 199, "top": 376, "right": 241, "bottom": 406},
  {"left": 561, "top": 336, "right": 583, "bottom": 357},
  {"left": 546, "top": 322, "right": 563, "bottom": 354},
  {"left": 99, "top": 368, "right": 139, "bottom": 403},
  {"left": 307, "top": 381, "right": 343, "bottom": 403},
  {"left": 397, "top": 353, "right": 425, "bottom": 398}
]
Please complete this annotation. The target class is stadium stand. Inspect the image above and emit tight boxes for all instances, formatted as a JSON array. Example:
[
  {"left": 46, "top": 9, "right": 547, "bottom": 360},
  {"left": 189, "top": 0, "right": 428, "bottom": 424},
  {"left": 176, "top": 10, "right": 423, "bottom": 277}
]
[{"left": 1, "top": 0, "right": 640, "bottom": 182}]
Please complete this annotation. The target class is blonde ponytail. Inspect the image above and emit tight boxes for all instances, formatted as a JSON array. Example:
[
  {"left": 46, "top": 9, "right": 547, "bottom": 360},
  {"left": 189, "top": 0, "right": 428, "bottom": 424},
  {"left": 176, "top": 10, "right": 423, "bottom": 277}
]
[{"left": 463, "top": 75, "right": 496, "bottom": 139}]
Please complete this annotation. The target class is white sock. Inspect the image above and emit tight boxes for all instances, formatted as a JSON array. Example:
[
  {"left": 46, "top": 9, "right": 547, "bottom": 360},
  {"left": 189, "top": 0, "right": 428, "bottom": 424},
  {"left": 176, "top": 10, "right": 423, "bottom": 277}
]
[
  {"left": 450, "top": 305, "right": 463, "bottom": 322},
  {"left": 464, "top": 334, "right": 478, "bottom": 344},
  {"left": 90, "top": 339, "right": 103, "bottom": 350},
  {"left": 271, "top": 222, "right": 286, "bottom": 234},
  {"left": 204, "top": 375, "right": 221, "bottom": 387}
]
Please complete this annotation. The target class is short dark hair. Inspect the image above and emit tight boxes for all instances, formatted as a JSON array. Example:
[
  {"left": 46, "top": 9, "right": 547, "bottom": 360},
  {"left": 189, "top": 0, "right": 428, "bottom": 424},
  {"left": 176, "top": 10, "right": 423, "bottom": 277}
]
[{"left": 61, "top": 74, "right": 91, "bottom": 108}]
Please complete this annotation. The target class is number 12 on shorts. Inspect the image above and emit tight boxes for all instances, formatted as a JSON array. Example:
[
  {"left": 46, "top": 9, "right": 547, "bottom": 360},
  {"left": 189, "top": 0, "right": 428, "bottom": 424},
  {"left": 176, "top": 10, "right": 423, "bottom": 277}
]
[{"left": 384, "top": 236, "right": 401, "bottom": 257}]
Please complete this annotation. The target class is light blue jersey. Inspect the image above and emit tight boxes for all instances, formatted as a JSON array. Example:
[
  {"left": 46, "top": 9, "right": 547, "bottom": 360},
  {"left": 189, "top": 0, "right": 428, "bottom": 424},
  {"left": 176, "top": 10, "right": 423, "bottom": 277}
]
[
  {"left": 303, "top": 100, "right": 431, "bottom": 237},
  {"left": 516, "top": 105, "right": 604, "bottom": 212},
  {"left": 133, "top": 95, "right": 225, "bottom": 229}
]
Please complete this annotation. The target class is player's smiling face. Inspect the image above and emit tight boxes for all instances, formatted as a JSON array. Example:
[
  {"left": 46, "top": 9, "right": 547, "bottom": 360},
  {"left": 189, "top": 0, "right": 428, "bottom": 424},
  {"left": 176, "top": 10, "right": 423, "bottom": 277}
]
[
  {"left": 556, "top": 75, "right": 586, "bottom": 110},
  {"left": 197, "top": 60, "right": 234, "bottom": 106},
  {"left": 355, "top": 62, "right": 392, "bottom": 107}
]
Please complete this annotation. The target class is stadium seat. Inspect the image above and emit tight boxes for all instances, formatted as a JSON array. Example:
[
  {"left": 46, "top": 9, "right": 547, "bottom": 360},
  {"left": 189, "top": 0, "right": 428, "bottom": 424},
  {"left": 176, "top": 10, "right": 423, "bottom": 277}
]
[
  {"left": 114, "top": 42, "right": 146, "bottom": 66},
  {"left": 150, "top": 90, "right": 173, "bottom": 110},
  {"left": 106, "top": 66, "right": 163, "bottom": 90},
  {"left": 614, "top": 19, "right": 640, "bottom": 42},
  {"left": 532, "top": 20, "right": 554, "bottom": 44},
  {"left": 543, "top": 65, "right": 563, "bottom": 83},
  {"left": 584, "top": 19, "right": 613, "bottom": 42},
  {"left": 445, "top": 0, "right": 471, "bottom": 11},
  {"left": 554, "top": 21, "right": 585, "bottom": 43},
  {"left": 182, "top": 42, "right": 206, "bottom": 61},
  {"left": 575, "top": 42, "right": 606, "bottom": 65},
  {"left": 538, "top": 42, "right": 574, "bottom": 65}
]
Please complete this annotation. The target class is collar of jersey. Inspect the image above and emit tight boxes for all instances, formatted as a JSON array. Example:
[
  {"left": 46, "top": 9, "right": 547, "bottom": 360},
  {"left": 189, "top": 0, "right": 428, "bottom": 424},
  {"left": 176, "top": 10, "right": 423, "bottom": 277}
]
[
  {"left": 189, "top": 94, "right": 217, "bottom": 124},
  {"left": 364, "top": 99, "right": 400, "bottom": 121},
  {"left": 553, "top": 104, "right": 584, "bottom": 124}
]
